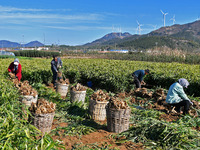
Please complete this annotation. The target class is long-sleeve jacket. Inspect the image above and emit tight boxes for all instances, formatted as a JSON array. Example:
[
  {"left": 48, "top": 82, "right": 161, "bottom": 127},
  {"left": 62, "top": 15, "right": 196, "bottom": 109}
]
[
  {"left": 51, "top": 57, "right": 62, "bottom": 72},
  {"left": 8, "top": 62, "right": 22, "bottom": 81},
  {"left": 166, "top": 82, "right": 190, "bottom": 104},
  {"left": 132, "top": 70, "right": 145, "bottom": 82}
]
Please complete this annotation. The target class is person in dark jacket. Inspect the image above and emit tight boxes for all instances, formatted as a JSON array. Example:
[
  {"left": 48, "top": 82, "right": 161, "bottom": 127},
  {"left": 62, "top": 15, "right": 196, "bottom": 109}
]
[
  {"left": 8, "top": 58, "right": 22, "bottom": 81},
  {"left": 51, "top": 55, "right": 63, "bottom": 87},
  {"left": 132, "top": 69, "right": 149, "bottom": 88},
  {"left": 166, "top": 78, "right": 193, "bottom": 115}
]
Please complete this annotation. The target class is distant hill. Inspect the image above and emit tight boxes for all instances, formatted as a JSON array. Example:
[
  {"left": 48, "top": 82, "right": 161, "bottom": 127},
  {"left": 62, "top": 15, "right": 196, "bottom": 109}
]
[
  {"left": 84, "top": 32, "right": 132, "bottom": 46},
  {"left": 119, "top": 20, "right": 200, "bottom": 51},
  {"left": 117, "top": 36, "right": 200, "bottom": 51},
  {"left": 25, "top": 41, "right": 44, "bottom": 47},
  {"left": 83, "top": 20, "right": 200, "bottom": 51},
  {"left": 0, "top": 40, "right": 44, "bottom": 48},
  {"left": 149, "top": 20, "right": 200, "bottom": 42},
  {"left": 0, "top": 40, "right": 20, "bottom": 48}
]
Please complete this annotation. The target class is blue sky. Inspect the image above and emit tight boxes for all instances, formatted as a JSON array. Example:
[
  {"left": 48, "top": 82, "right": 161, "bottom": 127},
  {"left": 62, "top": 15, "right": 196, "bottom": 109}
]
[{"left": 0, "top": 0, "right": 199, "bottom": 46}]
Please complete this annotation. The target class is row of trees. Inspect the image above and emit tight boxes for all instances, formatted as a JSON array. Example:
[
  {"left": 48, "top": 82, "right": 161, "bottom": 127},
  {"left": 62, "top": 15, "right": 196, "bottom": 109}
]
[{"left": 13, "top": 50, "right": 60, "bottom": 57}]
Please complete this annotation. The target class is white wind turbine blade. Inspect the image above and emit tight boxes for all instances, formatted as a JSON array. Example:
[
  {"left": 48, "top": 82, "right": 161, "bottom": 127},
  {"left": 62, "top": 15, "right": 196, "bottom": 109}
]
[
  {"left": 136, "top": 20, "right": 139, "bottom": 25},
  {"left": 160, "top": 9, "right": 164, "bottom": 14}
]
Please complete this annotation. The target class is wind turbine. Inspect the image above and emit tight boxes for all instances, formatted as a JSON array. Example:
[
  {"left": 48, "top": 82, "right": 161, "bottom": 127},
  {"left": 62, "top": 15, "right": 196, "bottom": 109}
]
[
  {"left": 160, "top": 10, "right": 168, "bottom": 27},
  {"left": 153, "top": 25, "right": 157, "bottom": 30},
  {"left": 112, "top": 25, "right": 114, "bottom": 33},
  {"left": 136, "top": 20, "right": 143, "bottom": 35},
  {"left": 119, "top": 26, "right": 122, "bottom": 38},
  {"left": 170, "top": 15, "right": 176, "bottom": 25},
  {"left": 43, "top": 33, "right": 46, "bottom": 46},
  {"left": 197, "top": 16, "right": 200, "bottom": 21}
]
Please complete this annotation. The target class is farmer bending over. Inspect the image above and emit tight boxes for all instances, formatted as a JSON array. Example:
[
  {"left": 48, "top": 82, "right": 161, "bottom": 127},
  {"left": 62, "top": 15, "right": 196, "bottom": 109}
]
[
  {"left": 166, "top": 78, "right": 193, "bottom": 115},
  {"left": 132, "top": 69, "right": 149, "bottom": 88},
  {"left": 51, "top": 55, "right": 62, "bottom": 87},
  {"left": 8, "top": 58, "right": 22, "bottom": 81}
]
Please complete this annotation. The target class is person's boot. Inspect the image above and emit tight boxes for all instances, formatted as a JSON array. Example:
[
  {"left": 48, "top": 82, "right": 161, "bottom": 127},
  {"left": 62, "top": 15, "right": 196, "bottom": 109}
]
[{"left": 175, "top": 107, "right": 181, "bottom": 113}]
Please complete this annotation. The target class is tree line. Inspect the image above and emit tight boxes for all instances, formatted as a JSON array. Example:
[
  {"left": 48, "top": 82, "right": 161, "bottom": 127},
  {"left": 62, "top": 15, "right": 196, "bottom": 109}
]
[{"left": 13, "top": 50, "right": 60, "bottom": 57}]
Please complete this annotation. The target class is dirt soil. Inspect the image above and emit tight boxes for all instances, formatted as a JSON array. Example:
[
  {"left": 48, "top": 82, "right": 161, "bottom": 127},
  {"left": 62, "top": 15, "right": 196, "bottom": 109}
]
[{"left": 51, "top": 119, "right": 143, "bottom": 150}]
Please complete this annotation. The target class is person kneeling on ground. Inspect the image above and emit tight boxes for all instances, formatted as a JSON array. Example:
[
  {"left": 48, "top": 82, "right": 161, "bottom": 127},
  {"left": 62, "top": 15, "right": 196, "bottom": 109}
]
[
  {"left": 132, "top": 69, "right": 149, "bottom": 88},
  {"left": 8, "top": 58, "right": 22, "bottom": 81},
  {"left": 166, "top": 78, "right": 193, "bottom": 115}
]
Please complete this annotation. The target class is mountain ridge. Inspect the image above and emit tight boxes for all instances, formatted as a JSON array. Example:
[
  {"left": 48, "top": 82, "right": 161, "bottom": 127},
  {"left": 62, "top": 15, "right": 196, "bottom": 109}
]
[
  {"left": 0, "top": 40, "right": 44, "bottom": 48},
  {"left": 84, "top": 32, "right": 132, "bottom": 46},
  {"left": 83, "top": 20, "right": 200, "bottom": 51}
]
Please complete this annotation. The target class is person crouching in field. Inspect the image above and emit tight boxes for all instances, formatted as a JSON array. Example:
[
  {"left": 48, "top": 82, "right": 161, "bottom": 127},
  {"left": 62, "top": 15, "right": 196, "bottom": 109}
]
[
  {"left": 166, "top": 78, "right": 193, "bottom": 115},
  {"left": 132, "top": 69, "right": 149, "bottom": 88},
  {"left": 51, "top": 55, "right": 63, "bottom": 88},
  {"left": 8, "top": 58, "right": 22, "bottom": 81}
]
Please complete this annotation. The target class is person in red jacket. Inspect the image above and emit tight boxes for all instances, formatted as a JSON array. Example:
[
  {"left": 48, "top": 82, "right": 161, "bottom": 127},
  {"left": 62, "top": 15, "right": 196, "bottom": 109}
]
[{"left": 8, "top": 58, "right": 22, "bottom": 81}]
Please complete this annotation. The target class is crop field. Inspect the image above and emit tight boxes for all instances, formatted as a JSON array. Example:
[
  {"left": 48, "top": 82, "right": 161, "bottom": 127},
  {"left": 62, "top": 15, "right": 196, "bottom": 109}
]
[{"left": 0, "top": 57, "right": 200, "bottom": 149}]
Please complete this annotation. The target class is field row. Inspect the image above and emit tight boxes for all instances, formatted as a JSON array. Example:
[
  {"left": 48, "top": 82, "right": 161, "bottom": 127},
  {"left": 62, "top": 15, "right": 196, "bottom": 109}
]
[{"left": 1, "top": 58, "right": 200, "bottom": 96}]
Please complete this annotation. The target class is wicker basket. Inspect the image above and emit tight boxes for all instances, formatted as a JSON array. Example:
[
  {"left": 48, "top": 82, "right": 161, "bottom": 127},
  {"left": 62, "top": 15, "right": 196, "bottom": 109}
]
[
  {"left": 89, "top": 99, "right": 109, "bottom": 121},
  {"left": 106, "top": 107, "right": 130, "bottom": 133},
  {"left": 30, "top": 112, "right": 55, "bottom": 135},
  {"left": 56, "top": 83, "right": 69, "bottom": 97},
  {"left": 22, "top": 95, "right": 38, "bottom": 107},
  {"left": 21, "top": 95, "right": 38, "bottom": 119},
  {"left": 70, "top": 90, "right": 86, "bottom": 103}
]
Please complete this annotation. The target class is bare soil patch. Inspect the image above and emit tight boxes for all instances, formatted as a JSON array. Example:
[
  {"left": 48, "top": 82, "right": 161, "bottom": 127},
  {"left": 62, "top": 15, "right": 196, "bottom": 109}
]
[{"left": 51, "top": 119, "right": 143, "bottom": 150}]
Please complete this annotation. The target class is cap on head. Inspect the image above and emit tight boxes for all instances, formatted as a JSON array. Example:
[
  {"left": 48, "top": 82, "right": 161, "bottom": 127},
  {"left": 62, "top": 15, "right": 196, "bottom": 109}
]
[{"left": 14, "top": 58, "right": 19, "bottom": 65}]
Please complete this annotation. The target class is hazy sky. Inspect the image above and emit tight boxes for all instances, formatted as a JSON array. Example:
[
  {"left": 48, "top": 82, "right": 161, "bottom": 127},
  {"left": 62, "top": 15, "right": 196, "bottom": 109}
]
[{"left": 0, "top": 0, "right": 199, "bottom": 45}]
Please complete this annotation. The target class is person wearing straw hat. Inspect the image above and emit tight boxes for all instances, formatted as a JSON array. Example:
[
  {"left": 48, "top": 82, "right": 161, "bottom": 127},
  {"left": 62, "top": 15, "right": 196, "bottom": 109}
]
[
  {"left": 132, "top": 69, "right": 150, "bottom": 88},
  {"left": 8, "top": 58, "right": 22, "bottom": 81},
  {"left": 166, "top": 78, "right": 193, "bottom": 115},
  {"left": 51, "top": 55, "right": 63, "bottom": 88}
]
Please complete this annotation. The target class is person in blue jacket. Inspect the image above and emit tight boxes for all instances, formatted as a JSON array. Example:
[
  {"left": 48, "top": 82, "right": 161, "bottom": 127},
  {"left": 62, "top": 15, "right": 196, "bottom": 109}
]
[
  {"left": 51, "top": 55, "right": 63, "bottom": 87},
  {"left": 132, "top": 69, "right": 149, "bottom": 88},
  {"left": 166, "top": 78, "right": 193, "bottom": 115}
]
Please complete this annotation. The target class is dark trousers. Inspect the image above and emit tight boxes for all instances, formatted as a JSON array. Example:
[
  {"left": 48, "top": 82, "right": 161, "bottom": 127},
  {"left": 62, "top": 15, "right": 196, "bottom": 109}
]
[
  {"left": 52, "top": 71, "right": 57, "bottom": 86},
  {"left": 133, "top": 76, "right": 141, "bottom": 88},
  {"left": 171, "top": 100, "right": 191, "bottom": 115}
]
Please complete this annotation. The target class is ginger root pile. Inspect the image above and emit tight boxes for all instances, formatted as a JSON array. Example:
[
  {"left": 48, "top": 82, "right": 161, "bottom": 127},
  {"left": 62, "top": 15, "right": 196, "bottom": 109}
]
[
  {"left": 57, "top": 78, "right": 70, "bottom": 85},
  {"left": 12, "top": 79, "right": 38, "bottom": 97},
  {"left": 132, "top": 88, "right": 166, "bottom": 101},
  {"left": 90, "top": 90, "right": 110, "bottom": 102},
  {"left": 108, "top": 97, "right": 129, "bottom": 109},
  {"left": 29, "top": 98, "right": 56, "bottom": 114},
  {"left": 71, "top": 83, "right": 87, "bottom": 91}
]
